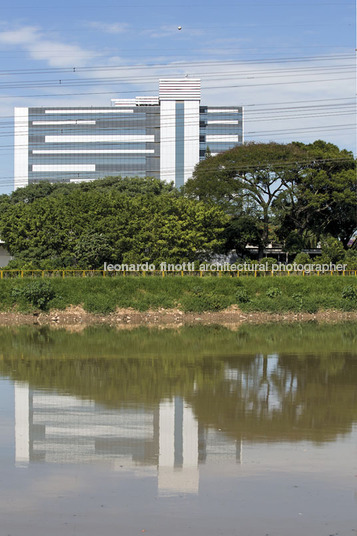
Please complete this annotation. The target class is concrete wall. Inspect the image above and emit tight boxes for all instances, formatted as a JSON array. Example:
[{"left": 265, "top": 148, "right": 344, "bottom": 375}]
[{"left": 0, "top": 245, "right": 12, "bottom": 267}]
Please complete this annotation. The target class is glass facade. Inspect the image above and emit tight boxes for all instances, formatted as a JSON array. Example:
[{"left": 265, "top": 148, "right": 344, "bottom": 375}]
[
  {"left": 14, "top": 80, "right": 243, "bottom": 189},
  {"left": 199, "top": 106, "right": 243, "bottom": 160},
  {"left": 24, "top": 106, "right": 160, "bottom": 185}
]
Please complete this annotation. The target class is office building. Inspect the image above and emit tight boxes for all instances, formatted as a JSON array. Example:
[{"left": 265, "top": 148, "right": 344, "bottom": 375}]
[{"left": 14, "top": 79, "right": 243, "bottom": 189}]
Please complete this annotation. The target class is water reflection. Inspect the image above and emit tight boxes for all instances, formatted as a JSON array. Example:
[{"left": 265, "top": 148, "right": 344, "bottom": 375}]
[
  {"left": 15, "top": 383, "right": 245, "bottom": 495},
  {"left": 1, "top": 324, "right": 356, "bottom": 535},
  {"left": 10, "top": 341, "right": 357, "bottom": 496}
]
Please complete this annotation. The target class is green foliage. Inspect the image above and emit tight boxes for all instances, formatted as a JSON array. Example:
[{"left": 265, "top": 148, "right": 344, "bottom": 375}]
[
  {"left": 293, "top": 252, "right": 312, "bottom": 264},
  {"left": 266, "top": 287, "right": 282, "bottom": 298},
  {"left": 83, "top": 294, "right": 117, "bottom": 314},
  {"left": 0, "top": 177, "right": 227, "bottom": 268},
  {"left": 260, "top": 257, "right": 277, "bottom": 269},
  {"left": 1, "top": 271, "right": 357, "bottom": 314},
  {"left": 292, "top": 293, "right": 303, "bottom": 311},
  {"left": 318, "top": 236, "right": 346, "bottom": 264},
  {"left": 179, "top": 279, "right": 230, "bottom": 312},
  {"left": 223, "top": 213, "right": 263, "bottom": 255},
  {"left": 73, "top": 231, "right": 114, "bottom": 269},
  {"left": 181, "top": 293, "right": 227, "bottom": 312},
  {"left": 275, "top": 142, "right": 356, "bottom": 250},
  {"left": 344, "top": 249, "right": 357, "bottom": 270},
  {"left": 235, "top": 288, "right": 250, "bottom": 303},
  {"left": 186, "top": 140, "right": 356, "bottom": 254},
  {"left": 341, "top": 285, "right": 357, "bottom": 301},
  {"left": 2, "top": 142, "right": 355, "bottom": 269},
  {"left": 11, "top": 280, "right": 56, "bottom": 310}
]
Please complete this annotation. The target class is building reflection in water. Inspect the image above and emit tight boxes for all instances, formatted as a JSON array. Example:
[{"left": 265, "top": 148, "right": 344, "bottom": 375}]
[{"left": 14, "top": 382, "right": 242, "bottom": 496}]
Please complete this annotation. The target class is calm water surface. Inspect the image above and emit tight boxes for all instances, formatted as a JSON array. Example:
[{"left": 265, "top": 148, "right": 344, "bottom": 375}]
[{"left": 0, "top": 323, "right": 356, "bottom": 536}]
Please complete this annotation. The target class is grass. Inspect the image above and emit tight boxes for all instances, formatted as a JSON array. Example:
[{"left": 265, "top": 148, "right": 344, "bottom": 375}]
[{"left": 0, "top": 275, "right": 356, "bottom": 313}]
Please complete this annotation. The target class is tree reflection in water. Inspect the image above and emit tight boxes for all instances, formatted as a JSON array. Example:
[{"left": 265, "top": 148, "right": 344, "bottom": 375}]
[{"left": 0, "top": 323, "right": 356, "bottom": 444}]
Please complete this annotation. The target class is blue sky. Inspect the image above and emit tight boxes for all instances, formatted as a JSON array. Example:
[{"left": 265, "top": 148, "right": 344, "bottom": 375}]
[{"left": 0, "top": 0, "right": 355, "bottom": 193}]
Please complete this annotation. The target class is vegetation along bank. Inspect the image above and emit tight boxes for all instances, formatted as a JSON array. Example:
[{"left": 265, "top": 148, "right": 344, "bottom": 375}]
[
  {"left": 1, "top": 276, "right": 356, "bottom": 317},
  {"left": 0, "top": 139, "right": 356, "bottom": 324},
  {"left": 1, "top": 140, "right": 356, "bottom": 271}
]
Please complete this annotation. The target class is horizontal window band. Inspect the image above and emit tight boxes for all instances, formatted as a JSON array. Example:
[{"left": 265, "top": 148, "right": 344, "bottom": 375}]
[
  {"left": 45, "top": 135, "right": 155, "bottom": 143},
  {"left": 44, "top": 109, "right": 134, "bottom": 114},
  {"left": 32, "top": 149, "right": 155, "bottom": 154},
  {"left": 206, "top": 120, "right": 239, "bottom": 125},
  {"left": 206, "top": 109, "right": 239, "bottom": 113},
  {"left": 206, "top": 135, "right": 239, "bottom": 142},
  {"left": 32, "top": 121, "right": 96, "bottom": 125},
  {"left": 32, "top": 165, "right": 96, "bottom": 172}
]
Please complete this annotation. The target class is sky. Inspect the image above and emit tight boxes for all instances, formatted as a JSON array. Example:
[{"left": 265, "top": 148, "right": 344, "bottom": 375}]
[{"left": 0, "top": 0, "right": 355, "bottom": 194}]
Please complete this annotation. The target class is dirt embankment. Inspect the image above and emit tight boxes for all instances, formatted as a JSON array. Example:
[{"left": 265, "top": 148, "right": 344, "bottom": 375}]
[{"left": 0, "top": 306, "right": 356, "bottom": 329}]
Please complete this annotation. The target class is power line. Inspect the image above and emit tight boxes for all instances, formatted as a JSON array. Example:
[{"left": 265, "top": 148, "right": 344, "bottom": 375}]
[
  {"left": 0, "top": 53, "right": 353, "bottom": 76},
  {"left": 1, "top": 68, "right": 354, "bottom": 91},
  {"left": 0, "top": 96, "right": 353, "bottom": 121},
  {"left": 2, "top": 154, "right": 354, "bottom": 184},
  {"left": 0, "top": 109, "right": 353, "bottom": 137},
  {"left": 0, "top": 75, "right": 354, "bottom": 100}
]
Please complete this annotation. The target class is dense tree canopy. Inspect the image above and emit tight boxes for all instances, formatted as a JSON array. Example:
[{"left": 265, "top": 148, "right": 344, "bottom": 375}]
[
  {"left": 0, "top": 176, "right": 227, "bottom": 268},
  {"left": 1, "top": 141, "right": 356, "bottom": 267},
  {"left": 185, "top": 140, "right": 356, "bottom": 253}
]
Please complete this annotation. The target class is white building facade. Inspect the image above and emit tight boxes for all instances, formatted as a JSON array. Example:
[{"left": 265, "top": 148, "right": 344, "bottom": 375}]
[{"left": 14, "top": 79, "right": 243, "bottom": 189}]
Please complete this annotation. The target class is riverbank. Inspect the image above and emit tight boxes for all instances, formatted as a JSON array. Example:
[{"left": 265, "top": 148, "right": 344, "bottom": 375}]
[
  {"left": 0, "top": 277, "right": 356, "bottom": 324},
  {"left": 0, "top": 275, "right": 357, "bottom": 316},
  {"left": 0, "top": 305, "right": 357, "bottom": 327}
]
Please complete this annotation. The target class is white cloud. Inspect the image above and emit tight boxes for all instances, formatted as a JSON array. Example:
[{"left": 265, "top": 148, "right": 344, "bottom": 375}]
[
  {"left": 86, "top": 56, "right": 355, "bottom": 152},
  {"left": 87, "top": 21, "right": 129, "bottom": 34},
  {"left": 0, "top": 26, "right": 38, "bottom": 45},
  {"left": 0, "top": 25, "right": 96, "bottom": 67},
  {"left": 195, "top": 56, "right": 355, "bottom": 151},
  {"left": 0, "top": 41, "right": 354, "bottom": 195}
]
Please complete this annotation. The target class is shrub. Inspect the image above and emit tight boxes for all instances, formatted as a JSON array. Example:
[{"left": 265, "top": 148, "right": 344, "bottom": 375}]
[
  {"left": 341, "top": 285, "right": 357, "bottom": 301},
  {"left": 266, "top": 287, "right": 282, "bottom": 298},
  {"left": 181, "top": 293, "right": 227, "bottom": 312},
  {"left": 344, "top": 250, "right": 357, "bottom": 270},
  {"left": 293, "top": 252, "right": 312, "bottom": 265},
  {"left": 303, "top": 300, "right": 319, "bottom": 314},
  {"left": 11, "top": 281, "right": 56, "bottom": 311},
  {"left": 83, "top": 294, "right": 116, "bottom": 313},
  {"left": 235, "top": 289, "right": 250, "bottom": 303},
  {"left": 259, "top": 257, "right": 277, "bottom": 269},
  {"left": 192, "top": 285, "right": 204, "bottom": 296},
  {"left": 292, "top": 293, "right": 303, "bottom": 311},
  {"left": 319, "top": 236, "right": 346, "bottom": 264}
]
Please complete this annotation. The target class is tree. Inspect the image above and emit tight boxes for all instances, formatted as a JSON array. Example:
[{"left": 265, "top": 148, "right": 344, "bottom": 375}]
[
  {"left": 118, "top": 195, "right": 228, "bottom": 264},
  {"left": 73, "top": 231, "right": 114, "bottom": 269},
  {"left": 186, "top": 142, "right": 307, "bottom": 251},
  {"left": 318, "top": 236, "right": 346, "bottom": 264},
  {"left": 185, "top": 140, "right": 356, "bottom": 254},
  {"left": 223, "top": 212, "right": 263, "bottom": 256},
  {"left": 274, "top": 141, "right": 356, "bottom": 248},
  {"left": 0, "top": 177, "right": 227, "bottom": 267}
]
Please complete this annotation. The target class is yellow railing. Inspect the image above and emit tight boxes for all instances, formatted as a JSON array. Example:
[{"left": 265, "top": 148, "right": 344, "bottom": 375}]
[{"left": 0, "top": 269, "right": 356, "bottom": 278}]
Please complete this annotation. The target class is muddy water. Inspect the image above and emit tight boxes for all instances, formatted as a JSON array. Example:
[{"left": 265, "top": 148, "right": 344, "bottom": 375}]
[{"left": 0, "top": 323, "right": 356, "bottom": 535}]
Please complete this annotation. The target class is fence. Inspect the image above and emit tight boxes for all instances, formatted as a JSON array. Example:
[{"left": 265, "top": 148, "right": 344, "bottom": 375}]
[{"left": 0, "top": 269, "right": 356, "bottom": 279}]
